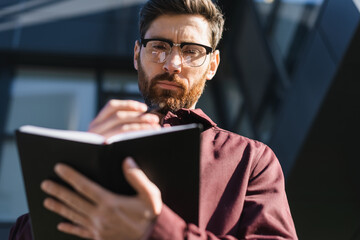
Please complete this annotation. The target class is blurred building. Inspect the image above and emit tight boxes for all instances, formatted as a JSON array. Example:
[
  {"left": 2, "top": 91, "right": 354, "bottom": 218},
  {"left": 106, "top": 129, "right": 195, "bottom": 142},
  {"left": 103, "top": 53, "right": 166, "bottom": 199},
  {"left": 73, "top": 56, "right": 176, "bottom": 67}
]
[{"left": 0, "top": 0, "right": 359, "bottom": 239}]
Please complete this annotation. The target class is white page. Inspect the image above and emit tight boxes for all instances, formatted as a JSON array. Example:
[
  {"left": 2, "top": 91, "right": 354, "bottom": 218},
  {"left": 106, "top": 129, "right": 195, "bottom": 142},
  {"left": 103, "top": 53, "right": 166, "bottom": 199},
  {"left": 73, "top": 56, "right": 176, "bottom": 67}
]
[
  {"left": 19, "top": 125, "right": 105, "bottom": 144},
  {"left": 106, "top": 123, "right": 199, "bottom": 144},
  {"left": 19, "top": 123, "right": 199, "bottom": 145}
]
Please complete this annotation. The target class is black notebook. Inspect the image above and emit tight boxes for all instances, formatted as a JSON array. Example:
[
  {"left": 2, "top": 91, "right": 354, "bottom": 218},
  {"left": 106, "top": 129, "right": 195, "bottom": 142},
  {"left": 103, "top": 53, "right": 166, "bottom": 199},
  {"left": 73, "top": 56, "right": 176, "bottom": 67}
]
[{"left": 16, "top": 124, "right": 201, "bottom": 240}]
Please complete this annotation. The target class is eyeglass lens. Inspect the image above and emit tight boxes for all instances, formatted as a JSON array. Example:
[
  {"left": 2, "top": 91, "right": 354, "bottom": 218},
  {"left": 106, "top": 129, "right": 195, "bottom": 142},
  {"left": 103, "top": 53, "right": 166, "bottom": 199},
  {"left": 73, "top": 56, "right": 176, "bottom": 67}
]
[{"left": 145, "top": 40, "right": 208, "bottom": 67}]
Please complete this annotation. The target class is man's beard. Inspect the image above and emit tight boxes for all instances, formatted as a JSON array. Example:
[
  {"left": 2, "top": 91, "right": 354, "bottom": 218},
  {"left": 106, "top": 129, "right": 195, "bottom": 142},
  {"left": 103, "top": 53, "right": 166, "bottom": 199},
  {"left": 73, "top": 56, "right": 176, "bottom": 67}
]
[{"left": 137, "top": 58, "right": 208, "bottom": 114}]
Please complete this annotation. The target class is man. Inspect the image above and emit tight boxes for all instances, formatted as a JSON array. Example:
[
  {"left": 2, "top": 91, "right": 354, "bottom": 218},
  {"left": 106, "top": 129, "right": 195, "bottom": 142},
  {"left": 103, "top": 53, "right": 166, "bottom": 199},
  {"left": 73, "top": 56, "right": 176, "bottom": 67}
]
[{"left": 10, "top": 0, "right": 298, "bottom": 239}]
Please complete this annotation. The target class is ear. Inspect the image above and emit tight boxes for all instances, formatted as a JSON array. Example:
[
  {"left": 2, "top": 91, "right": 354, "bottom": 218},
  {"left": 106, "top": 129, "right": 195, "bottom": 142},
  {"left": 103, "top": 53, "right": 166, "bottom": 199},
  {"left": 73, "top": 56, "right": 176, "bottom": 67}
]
[
  {"left": 206, "top": 50, "right": 220, "bottom": 80},
  {"left": 134, "top": 40, "right": 140, "bottom": 70}
]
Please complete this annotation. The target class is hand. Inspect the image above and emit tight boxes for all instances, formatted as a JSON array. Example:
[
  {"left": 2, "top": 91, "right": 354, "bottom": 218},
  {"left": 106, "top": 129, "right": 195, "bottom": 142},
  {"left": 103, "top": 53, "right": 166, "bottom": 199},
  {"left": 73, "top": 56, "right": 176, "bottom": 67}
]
[
  {"left": 41, "top": 157, "right": 163, "bottom": 240},
  {"left": 89, "top": 100, "right": 161, "bottom": 139}
]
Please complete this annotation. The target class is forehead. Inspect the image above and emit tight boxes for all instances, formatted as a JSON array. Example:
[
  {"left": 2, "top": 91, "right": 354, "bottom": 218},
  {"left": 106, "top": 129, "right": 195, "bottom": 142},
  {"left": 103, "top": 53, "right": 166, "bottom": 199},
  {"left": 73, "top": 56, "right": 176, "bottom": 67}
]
[{"left": 144, "top": 14, "right": 211, "bottom": 45}]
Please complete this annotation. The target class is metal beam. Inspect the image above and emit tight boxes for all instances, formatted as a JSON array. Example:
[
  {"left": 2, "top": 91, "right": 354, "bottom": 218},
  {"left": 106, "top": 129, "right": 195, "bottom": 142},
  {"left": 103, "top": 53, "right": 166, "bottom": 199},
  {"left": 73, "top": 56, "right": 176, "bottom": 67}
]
[{"left": 0, "top": 65, "right": 14, "bottom": 174}]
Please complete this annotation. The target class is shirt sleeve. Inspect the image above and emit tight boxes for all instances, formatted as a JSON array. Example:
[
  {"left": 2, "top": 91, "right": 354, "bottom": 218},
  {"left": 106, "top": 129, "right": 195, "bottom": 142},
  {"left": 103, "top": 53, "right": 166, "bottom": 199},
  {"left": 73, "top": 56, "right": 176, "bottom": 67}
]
[
  {"left": 237, "top": 145, "right": 297, "bottom": 239},
  {"left": 149, "top": 205, "right": 238, "bottom": 240},
  {"left": 9, "top": 147, "right": 297, "bottom": 240},
  {"left": 8, "top": 214, "right": 33, "bottom": 240},
  {"left": 148, "top": 146, "right": 298, "bottom": 240}
]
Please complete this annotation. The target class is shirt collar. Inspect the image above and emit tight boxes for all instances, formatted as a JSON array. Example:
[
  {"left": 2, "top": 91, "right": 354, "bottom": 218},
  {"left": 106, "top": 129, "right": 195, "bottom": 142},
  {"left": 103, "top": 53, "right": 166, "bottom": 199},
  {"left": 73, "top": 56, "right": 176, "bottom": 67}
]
[{"left": 161, "top": 108, "right": 217, "bottom": 130}]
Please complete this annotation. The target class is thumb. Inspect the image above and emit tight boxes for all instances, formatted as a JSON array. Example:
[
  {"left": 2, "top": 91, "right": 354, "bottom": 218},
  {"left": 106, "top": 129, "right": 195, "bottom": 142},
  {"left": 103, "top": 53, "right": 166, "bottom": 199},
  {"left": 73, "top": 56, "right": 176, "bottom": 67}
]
[
  {"left": 122, "top": 157, "right": 162, "bottom": 214},
  {"left": 122, "top": 157, "right": 156, "bottom": 196}
]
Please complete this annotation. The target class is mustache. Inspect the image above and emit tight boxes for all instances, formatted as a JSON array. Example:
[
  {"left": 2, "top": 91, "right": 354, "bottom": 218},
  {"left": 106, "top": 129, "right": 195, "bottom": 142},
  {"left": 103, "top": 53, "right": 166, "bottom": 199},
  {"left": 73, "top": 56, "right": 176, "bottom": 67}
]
[{"left": 151, "top": 73, "right": 185, "bottom": 89}]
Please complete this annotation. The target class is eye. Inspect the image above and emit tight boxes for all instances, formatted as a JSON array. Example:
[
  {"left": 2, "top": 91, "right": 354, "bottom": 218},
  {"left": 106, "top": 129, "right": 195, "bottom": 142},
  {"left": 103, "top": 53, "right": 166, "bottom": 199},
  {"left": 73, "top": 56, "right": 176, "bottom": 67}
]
[
  {"left": 150, "top": 41, "right": 169, "bottom": 51},
  {"left": 153, "top": 44, "right": 167, "bottom": 50},
  {"left": 184, "top": 49, "right": 199, "bottom": 55},
  {"left": 182, "top": 45, "right": 204, "bottom": 56}
]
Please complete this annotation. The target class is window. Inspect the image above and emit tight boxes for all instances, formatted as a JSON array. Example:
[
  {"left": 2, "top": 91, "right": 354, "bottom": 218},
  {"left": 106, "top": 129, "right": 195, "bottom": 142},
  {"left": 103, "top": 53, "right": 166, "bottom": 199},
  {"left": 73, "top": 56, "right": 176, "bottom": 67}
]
[
  {"left": 101, "top": 71, "right": 141, "bottom": 106},
  {"left": 254, "top": 0, "right": 325, "bottom": 75},
  {"left": 0, "top": 67, "right": 97, "bottom": 222}
]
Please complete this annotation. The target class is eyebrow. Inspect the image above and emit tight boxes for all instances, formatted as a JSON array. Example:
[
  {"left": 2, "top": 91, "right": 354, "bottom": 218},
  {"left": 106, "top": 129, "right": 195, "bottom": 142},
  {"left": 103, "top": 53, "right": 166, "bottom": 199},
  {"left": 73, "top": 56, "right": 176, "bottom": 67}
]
[{"left": 146, "top": 36, "right": 205, "bottom": 45}]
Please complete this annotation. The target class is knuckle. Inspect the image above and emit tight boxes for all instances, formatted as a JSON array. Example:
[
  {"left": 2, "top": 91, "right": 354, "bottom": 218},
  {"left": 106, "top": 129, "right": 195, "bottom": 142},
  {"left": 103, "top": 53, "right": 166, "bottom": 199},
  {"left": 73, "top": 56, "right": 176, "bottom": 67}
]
[
  {"left": 75, "top": 182, "right": 87, "bottom": 193},
  {"left": 107, "top": 99, "right": 117, "bottom": 108},
  {"left": 115, "top": 111, "right": 126, "bottom": 120},
  {"left": 132, "top": 123, "right": 142, "bottom": 130},
  {"left": 141, "top": 114, "right": 155, "bottom": 122},
  {"left": 107, "top": 99, "right": 122, "bottom": 109},
  {"left": 139, "top": 123, "right": 152, "bottom": 129},
  {"left": 120, "top": 124, "right": 130, "bottom": 132},
  {"left": 152, "top": 186, "right": 162, "bottom": 199},
  {"left": 121, "top": 123, "right": 142, "bottom": 132},
  {"left": 130, "top": 100, "right": 147, "bottom": 110},
  {"left": 144, "top": 184, "right": 161, "bottom": 201},
  {"left": 58, "top": 206, "right": 70, "bottom": 217},
  {"left": 127, "top": 99, "right": 137, "bottom": 106},
  {"left": 67, "top": 211, "right": 77, "bottom": 222},
  {"left": 102, "top": 194, "right": 116, "bottom": 207},
  {"left": 92, "top": 215, "right": 109, "bottom": 235},
  {"left": 123, "top": 100, "right": 137, "bottom": 109},
  {"left": 148, "top": 183, "right": 161, "bottom": 199},
  {"left": 78, "top": 228, "right": 91, "bottom": 239}
]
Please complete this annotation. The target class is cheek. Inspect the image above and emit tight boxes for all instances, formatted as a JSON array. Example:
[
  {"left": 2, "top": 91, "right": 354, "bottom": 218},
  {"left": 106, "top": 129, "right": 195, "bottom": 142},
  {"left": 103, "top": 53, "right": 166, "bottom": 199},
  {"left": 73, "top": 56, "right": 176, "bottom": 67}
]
[
  {"left": 186, "top": 67, "right": 208, "bottom": 87},
  {"left": 140, "top": 58, "right": 161, "bottom": 79}
]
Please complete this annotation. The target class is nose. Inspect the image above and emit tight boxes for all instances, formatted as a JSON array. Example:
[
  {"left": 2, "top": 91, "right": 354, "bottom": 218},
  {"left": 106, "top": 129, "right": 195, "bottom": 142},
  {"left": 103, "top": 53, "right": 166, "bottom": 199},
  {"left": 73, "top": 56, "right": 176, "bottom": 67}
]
[{"left": 162, "top": 47, "right": 182, "bottom": 74}]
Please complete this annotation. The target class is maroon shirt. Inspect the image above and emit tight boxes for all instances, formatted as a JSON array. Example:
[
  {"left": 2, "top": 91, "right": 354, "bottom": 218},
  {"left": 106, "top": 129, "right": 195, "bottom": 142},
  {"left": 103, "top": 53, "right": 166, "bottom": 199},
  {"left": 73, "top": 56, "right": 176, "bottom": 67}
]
[{"left": 9, "top": 109, "right": 297, "bottom": 240}]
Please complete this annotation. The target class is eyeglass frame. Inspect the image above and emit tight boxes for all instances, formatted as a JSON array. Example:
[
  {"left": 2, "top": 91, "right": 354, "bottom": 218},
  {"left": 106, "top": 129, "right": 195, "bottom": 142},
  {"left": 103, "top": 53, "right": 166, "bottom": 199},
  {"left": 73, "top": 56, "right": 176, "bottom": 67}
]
[{"left": 140, "top": 38, "right": 213, "bottom": 67}]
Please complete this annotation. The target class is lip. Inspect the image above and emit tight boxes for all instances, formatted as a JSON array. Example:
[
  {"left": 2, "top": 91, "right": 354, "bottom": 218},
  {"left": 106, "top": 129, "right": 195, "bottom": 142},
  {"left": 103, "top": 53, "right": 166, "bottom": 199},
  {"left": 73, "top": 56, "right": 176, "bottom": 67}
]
[{"left": 156, "top": 81, "right": 182, "bottom": 90}]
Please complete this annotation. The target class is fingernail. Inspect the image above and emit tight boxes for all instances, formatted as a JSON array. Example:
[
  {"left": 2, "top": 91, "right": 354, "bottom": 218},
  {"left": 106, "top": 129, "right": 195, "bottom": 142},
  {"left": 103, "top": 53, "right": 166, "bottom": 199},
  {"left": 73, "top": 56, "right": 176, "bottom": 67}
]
[
  {"left": 41, "top": 180, "right": 50, "bottom": 191},
  {"left": 139, "top": 104, "right": 148, "bottom": 112},
  {"left": 43, "top": 198, "right": 51, "bottom": 208},
  {"left": 57, "top": 223, "right": 65, "bottom": 231},
  {"left": 144, "top": 115, "right": 159, "bottom": 122},
  {"left": 125, "top": 157, "right": 138, "bottom": 169},
  {"left": 152, "top": 116, "right": 160, "bottom": 122},
  {"left": 54, "top": 163, "right": 64, "bottom": 174}
]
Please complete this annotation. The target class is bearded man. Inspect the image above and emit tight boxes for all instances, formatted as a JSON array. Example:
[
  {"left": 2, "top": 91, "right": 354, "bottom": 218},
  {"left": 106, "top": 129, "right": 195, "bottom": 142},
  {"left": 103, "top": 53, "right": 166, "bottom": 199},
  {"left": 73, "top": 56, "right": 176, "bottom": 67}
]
[{"left": 9, "top": 0, "right": 298, "bottom": 239}]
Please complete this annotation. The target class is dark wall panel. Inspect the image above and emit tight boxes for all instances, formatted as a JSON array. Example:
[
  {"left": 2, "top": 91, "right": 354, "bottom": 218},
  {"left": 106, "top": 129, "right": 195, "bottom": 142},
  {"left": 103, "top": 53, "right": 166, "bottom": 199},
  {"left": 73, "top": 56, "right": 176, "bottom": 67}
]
[
  {"left": 19, "top": 16, "right": 109, "bottom": 54},
  {"left": 286, "top": 23, "right": 360, "bottom": 240},
  {"left": 233, "top": 2, "right": 273, "bottom": 120},
  {"left": 270, "top": 31, "right": 336, "bottom": 176},
  {"left": 0, "top": 31, "right": 14, "bottom": 49},
  {"left": 0, "top": 5, "right": 141, "bottom": 57},
  {"left": 319, "top": 0, "right": 360, "bottom": 62}
]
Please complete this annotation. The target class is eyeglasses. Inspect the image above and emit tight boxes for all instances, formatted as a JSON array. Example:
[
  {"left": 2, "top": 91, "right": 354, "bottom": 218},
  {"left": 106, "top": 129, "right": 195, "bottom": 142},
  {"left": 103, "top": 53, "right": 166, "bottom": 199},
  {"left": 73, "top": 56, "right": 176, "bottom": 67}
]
[{"left": 140, "top": 38, "right": 213, "bottom": 67}]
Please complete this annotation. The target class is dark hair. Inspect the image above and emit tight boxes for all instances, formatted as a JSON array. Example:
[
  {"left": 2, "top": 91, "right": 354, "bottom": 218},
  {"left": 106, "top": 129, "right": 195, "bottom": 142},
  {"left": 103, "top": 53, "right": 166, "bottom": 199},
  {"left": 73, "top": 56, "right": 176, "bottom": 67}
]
[{"left": 139, "top": 0, "right": 225, "bottom": 49}]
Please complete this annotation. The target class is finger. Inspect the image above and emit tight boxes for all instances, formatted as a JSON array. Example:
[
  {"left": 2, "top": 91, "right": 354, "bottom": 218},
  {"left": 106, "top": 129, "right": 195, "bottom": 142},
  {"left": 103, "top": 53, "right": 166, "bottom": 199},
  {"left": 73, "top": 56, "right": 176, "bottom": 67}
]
[
  {"left": 90, "top": 112, "right": 159, "bottom": 136},
  {"left": 41, "top": 180, "right": 94, "bottom": 215},
  {"left": 90, "top": 100, "right": 148, "bottom": 128},
  {"left": 57, "top": 222, "right": 93, "bottom": 239},
  {"left": 53, "top": 164, "right": 111, "bottom": 204},
  {"left": 43, "top": 197, "right": 90, "bottom": 227},
  {"left": 122, "top": 157, "right": 153, "bottom": 195},
  {"left": 102, "top": 123, "right": 161, "bottom": 140},
  {"left": 92, "top": 100, "right": 148, "bottom": 125},
  {"left": 112, "top": 195, "right": 156, "bottom": 221},
  {"left": 122, "top": 157, "right": 162, "bottom": 214}
]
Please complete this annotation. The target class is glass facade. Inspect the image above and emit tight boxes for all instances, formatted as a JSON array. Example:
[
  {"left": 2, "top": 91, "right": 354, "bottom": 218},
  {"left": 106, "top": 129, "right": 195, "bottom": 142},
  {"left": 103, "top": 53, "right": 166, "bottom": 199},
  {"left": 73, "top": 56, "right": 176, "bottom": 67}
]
[
  {"left": 0, "top": 0, "right": 144, "bottom": 57},
  {"left": 254, "top": 0, "right": 325, "bottom": 75},
  {"left": 0, "top": 67, "right": 97, "bottom": 221},
  {"left": 230, "top": 0, "right": 327, "bottom": 144},
  {"left": 0, "top": 66, "right": 142, "bottom": 237},
  {"left": 0, "top": 2, "right": 147, "bottom": 231},
  {"left": 1, "top": 0, "right": 357, "bottom": 239}
]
